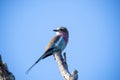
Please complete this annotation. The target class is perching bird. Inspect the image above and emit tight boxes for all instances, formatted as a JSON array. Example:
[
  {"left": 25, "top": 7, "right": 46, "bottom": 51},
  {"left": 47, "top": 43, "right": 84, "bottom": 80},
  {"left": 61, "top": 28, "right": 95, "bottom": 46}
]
[{"left": 26, "top": 27, "right": 69, "bottom": 74}]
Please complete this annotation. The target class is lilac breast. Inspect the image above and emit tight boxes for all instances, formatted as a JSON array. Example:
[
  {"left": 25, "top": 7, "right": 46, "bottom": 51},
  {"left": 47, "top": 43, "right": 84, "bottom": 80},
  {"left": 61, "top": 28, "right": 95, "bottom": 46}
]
[{"left": 62, "top": 33, "right": 69, "bottom": 45}]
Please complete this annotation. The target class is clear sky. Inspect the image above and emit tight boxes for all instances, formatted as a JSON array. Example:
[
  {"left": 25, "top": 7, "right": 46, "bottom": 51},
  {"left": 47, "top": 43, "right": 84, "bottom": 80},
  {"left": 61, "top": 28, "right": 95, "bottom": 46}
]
[{"left": 0, "top": 0, "right": 120, "bottom": 80}]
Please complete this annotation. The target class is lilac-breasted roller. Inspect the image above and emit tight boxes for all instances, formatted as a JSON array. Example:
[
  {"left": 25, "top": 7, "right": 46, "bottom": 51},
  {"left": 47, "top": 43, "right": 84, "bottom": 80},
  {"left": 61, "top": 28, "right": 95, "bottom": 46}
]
[{"left": 26, "top": 27, "right": 69, "bottom": 74}]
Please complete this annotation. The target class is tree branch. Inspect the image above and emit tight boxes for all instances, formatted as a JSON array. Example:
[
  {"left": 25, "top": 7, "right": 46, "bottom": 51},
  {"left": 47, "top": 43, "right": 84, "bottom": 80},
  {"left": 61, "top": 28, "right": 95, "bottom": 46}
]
[
  {"left": 53, "top": 52, "right": 78, "bottom": 80},
  {"left": 0, "top": 55, "right": 15, "bottom": 80}
]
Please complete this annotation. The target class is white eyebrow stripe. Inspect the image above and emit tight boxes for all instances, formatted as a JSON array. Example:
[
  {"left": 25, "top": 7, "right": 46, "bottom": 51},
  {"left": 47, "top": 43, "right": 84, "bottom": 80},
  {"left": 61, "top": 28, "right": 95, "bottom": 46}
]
[{"left": 56, "top": 36, "right": 63, "bottom": 46}]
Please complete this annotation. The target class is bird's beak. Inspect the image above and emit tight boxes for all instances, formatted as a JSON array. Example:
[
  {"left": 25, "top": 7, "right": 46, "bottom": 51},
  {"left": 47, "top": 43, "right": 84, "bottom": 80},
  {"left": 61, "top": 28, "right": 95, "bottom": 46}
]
[{"left": 53, "top": 29, "right": 58, "bottom": 32}]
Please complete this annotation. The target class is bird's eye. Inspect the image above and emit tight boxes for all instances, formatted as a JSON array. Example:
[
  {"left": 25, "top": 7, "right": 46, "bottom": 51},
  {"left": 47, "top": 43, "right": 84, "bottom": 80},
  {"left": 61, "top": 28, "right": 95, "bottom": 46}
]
[{"left": 59, "top": 29, "right": 64, "bottom": 31}]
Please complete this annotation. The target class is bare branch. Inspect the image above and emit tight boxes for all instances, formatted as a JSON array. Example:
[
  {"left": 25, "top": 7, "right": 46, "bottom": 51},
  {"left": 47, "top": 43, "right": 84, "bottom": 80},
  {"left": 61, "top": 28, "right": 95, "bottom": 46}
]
[
  {"left": 0, "top": 55, "right": 15, "bottom": 80},
  {"left": 53, "top": 52, "right": 78, "bottom": 80}
]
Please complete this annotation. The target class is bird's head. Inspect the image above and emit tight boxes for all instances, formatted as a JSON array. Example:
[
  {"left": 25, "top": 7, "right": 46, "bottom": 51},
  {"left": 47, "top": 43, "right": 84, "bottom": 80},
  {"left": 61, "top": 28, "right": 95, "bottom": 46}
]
[{"left": 53, "top": 27, "right": 68, "bottom": 36}]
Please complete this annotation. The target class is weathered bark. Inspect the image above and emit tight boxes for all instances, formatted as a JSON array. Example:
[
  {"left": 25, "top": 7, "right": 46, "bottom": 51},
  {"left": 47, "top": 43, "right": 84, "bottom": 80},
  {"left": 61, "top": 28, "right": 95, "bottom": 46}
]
[
  {"left": 53, "top": 52, "right": 78, "bottom": 80},
  {"left": 0, "top": 55, "right": 15, "bottom": 80}
]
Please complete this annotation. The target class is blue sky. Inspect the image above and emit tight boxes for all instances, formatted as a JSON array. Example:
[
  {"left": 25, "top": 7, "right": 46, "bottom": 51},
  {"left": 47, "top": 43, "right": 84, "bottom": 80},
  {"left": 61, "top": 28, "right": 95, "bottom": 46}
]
[{"left": 0, "top": 0, "right": 120, "bottom": 80}]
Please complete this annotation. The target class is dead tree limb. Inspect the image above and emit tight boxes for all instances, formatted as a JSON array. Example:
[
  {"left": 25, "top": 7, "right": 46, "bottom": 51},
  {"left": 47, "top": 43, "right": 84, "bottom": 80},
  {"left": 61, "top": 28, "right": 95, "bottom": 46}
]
[
  {"left": 53, "top": 52, "right": 78, "bottom": 80},
  {"left": 0, "top": 55, "right": 15, "bottom": 80}
]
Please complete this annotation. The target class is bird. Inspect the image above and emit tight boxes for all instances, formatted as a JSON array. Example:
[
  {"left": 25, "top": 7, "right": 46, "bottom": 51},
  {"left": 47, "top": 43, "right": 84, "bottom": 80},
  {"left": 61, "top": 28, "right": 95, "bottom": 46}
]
[{"left": 26, "top": 27, "right": 69, "bottom": 74}]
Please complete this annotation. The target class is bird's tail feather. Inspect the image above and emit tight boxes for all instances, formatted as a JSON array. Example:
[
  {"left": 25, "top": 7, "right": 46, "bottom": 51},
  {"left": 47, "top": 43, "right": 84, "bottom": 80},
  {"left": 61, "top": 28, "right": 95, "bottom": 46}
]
[
  {"left": 25, "top": 48, "right": 54, "bottom": 74},
  {"left": 25, "top": 56, "right": 42, "bottom": 74}
]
